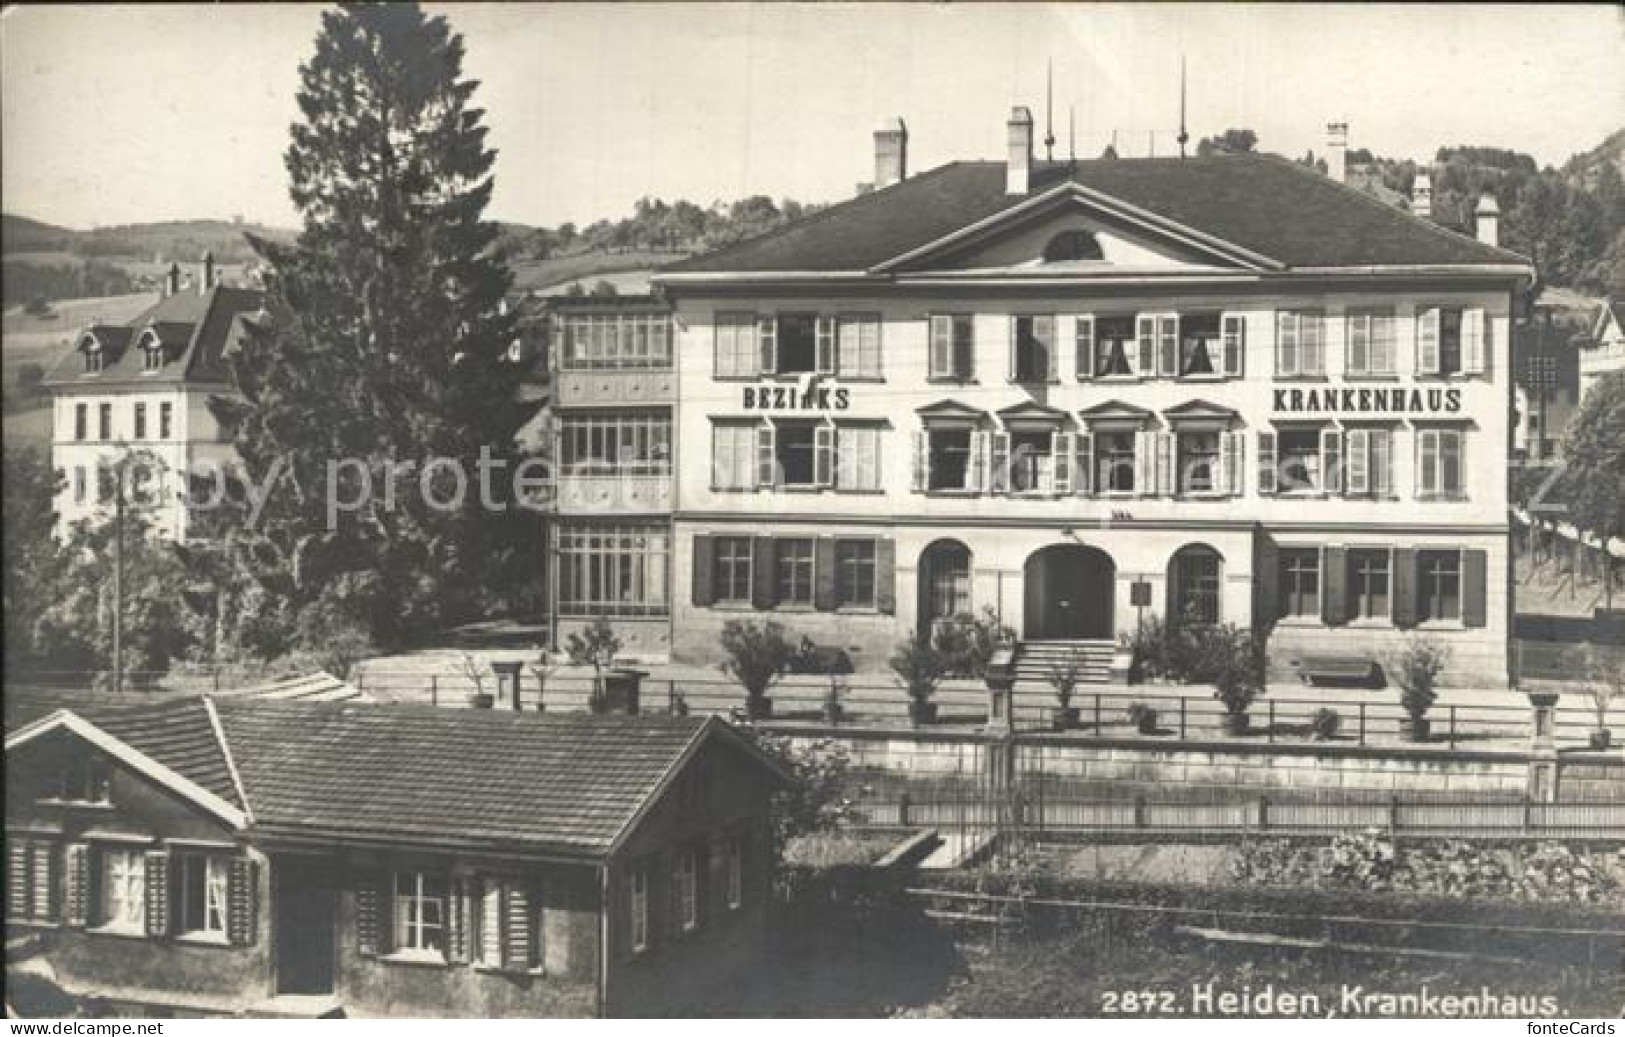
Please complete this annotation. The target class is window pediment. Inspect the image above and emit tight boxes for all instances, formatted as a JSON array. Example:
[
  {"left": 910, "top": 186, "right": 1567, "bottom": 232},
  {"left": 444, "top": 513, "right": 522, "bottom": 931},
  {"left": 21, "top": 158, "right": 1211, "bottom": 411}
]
[
  {"left": 1163, "top": 399, "right": 1240, "bottom": 426},
  {"left": 996, "top": 400, "right": 1069, "bottom": 431},
  {"left": 1079, "top": 399, "right": 1154, "bottom": 426},
  {"left": 916, "top": 399, "right": 988, "bottom": 425}
]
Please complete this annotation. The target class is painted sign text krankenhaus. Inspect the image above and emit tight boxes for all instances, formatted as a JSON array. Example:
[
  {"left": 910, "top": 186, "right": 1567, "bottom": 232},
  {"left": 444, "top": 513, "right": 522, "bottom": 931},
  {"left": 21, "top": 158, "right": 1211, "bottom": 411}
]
[{"left": 1274, "top": 386, "right": 1463, "bottom": 415}]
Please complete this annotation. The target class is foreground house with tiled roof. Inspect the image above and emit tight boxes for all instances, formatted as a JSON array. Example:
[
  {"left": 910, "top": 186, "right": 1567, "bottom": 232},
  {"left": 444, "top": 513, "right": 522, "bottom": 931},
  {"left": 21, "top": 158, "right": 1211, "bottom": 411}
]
[
  {"left": 43, "top": 258, "right": 263, "bottom": 541},
  {"left": 4, "top": 699, "right": 788, "bottom": 1017},
  {"left": 648, "top": 111, "right": 1533, "bottom": 687}
]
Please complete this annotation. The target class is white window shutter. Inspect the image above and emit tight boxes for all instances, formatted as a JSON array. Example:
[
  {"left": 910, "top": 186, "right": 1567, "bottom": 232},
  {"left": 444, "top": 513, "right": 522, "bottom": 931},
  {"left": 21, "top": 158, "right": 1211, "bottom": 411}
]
[
  {"left": 1346, "top": 429, "right": 1370, "bottom": 495},
  {"left": 756, "top": 424, "right": 776, "bottom": 487},
  {"left": 1320, "top": 427, "right": 1343, "bottom": 494},
  {"left": 969, "top": 430, "right": 987, "bottom": 492},
  {"left": 989, "top": 432, "right": 1010, "bottom": 494},
  {"left": 912, "top": 430, "right": 928, "bottom": 492},
  {"left": 1303, "top": 314, "right": 1325, "bottom": 376},
  {"left": 1037, "top": 315, "right": 1056, "bottom": 380},
  {"left": 1373, "top": 429, "right": 1393, "bottom": 496},
  {"left": 815, "top": 316, "right": 836, "bottom": 375},
  {"left": 1136, "top": 315, "right": 1156, "bottom": 375},
  {"left": 814, "top": 424, "right": 835, "bottom": 487},
  {"left": 1158, "top": 317, "right": 1178, "bottom": 377},
  {"left": 1225, "top": 432, "right": 1244, "bottom": 496},
  {"left": 1075, "top": 316, "right": 1095, "bottom": 380},
  {"left": 758, "top": 316, "right": 777, "bottom": 375},
  {"left": 1222, "top": 315, "right": 1245, "bottom": 377},
  {"left": 1077, "top": 432, "right": 1094, "bottom": 496},
  {"left": 1418, "top": 429, "right": 1438, "bottom": 496},
  {"left": 1276, "top": 311, "right": 1297, "bottom": 376},
  {"left": 1155, "top": 431, "right": 1174, "bottom": 496},
  {"left": 928, "top": 316, "right": 949, "bottom": 378},
  {"left": 1463, "top": 308, "right": 1486, "bottom": 374},
  {"left": 1417, "top": 308, "right": 1440, "bottom": 375},
  {"left": 1134, "top": 430, "right": 1152, "bottom": 495},
  {"left": 1258, "top": 431, "right": 1278, "bottom": 495},
  {"left": 1052, "top": 432, "right": 1074, "bottom": 495}
]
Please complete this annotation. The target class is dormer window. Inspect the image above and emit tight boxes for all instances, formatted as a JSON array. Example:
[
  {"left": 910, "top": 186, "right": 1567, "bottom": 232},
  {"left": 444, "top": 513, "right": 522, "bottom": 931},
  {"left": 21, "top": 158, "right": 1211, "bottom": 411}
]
[
  {"left": 81, "top": 336, "right": 104, "bottom": 374},
  {"left": 139, "top": 331, "right": 163, "bottom": 373}
]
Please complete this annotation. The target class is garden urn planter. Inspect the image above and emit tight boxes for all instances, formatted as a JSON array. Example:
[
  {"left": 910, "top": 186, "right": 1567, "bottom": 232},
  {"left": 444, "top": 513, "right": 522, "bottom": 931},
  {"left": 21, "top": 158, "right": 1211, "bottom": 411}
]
[
  {"left": 908, "top": 700, "right": 938, "bottom": 727},
  {"left": 1223, "top": 712, "right": 1250, "bottom": 736},
  {"left": 1051, "top": 706, "right": 1079, "bottom": 732},
  {"left": 1406, "top": 716, "right": 1432, "bottom": 743},
  {"left": 1590, "top": 729, "right": 1613, "bottom": 751}
]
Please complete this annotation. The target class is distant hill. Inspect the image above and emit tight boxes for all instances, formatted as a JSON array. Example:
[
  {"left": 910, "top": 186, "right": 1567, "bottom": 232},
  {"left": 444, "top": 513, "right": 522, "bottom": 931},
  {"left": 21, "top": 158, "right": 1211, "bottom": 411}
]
[
  {"left": 1, "top": 214, "right": 78, "bottom": 253},
  {"left": 2, "top": 217, "right": 298, "bottom": 265}
]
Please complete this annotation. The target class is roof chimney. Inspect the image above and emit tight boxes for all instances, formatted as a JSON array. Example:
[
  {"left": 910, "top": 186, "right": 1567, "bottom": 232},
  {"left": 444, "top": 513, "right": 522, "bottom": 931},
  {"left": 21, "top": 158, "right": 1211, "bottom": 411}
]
[
  {"left": 165, "top": 262, "right": 181, "bottom": 297},
  {"left": 874, "top": 117, "right": 908, "bottom": 190},
  {"left": 1412, "top": 171, "right": 1433, "bottom": 220},
  {"left": 1325, "top": 122, "right": 1348, "bottom": 183},
  {"left": 200, "top": 251, "right": 215, "bottom": 294},
  {"left": 1475, "top": 193, "right": 1500, "bottom": 247},
  {"left": 1007, "top": 107, "right": 1034, "bottom": 195}
]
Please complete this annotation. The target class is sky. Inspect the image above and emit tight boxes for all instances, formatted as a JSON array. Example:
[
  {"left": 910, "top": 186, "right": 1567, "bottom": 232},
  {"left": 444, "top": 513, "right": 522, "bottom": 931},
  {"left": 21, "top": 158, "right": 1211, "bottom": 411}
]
[{"left": 2, "top": 2, "right": 1622, "bottom": 231}]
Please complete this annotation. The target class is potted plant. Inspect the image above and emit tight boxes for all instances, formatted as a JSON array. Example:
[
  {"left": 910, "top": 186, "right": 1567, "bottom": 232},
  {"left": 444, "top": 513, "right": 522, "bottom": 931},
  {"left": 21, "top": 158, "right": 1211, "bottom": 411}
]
[
  {"left": 1046, "top": 650, "right": 1085, "bottom": 731},
  {"left": 932, "top": 607, "right": 1017, "bottom": 679},
  {"left": 890, "top": 639, "right": 948, "bottom": 727},
  {"left": 1583, "top": 647, "right": 1620, "bottom": 750},
  {"left": 565, "top": 617, "right": 623, "bottom": 714},
  {"left": 1128, "top": 701, "right": 1159, "bottom": 735},
  {"left": 459, "top": 652, "right": 494, "bottom": 709},
  {"left": 718, "top": 619, "right": 795, "bottom": 720},
  {"left": 1197, "top": 624, "right": 1263, "bottom": 735},
  {"left": 1311, "top": 707, "right": 1341, "bottom": 742},
  {"left": 1391, "top": 637, "right": 1449, "bottom": 742},
  {"left": 526, "top": 646, "right": 560, "bottom": 713}
]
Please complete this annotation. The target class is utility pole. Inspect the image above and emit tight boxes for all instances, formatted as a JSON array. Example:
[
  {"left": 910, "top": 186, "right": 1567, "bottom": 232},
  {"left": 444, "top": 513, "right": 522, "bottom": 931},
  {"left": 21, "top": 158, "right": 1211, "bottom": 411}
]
[{"left": 111, "top": 460, "right": 124, "bottom": 695}]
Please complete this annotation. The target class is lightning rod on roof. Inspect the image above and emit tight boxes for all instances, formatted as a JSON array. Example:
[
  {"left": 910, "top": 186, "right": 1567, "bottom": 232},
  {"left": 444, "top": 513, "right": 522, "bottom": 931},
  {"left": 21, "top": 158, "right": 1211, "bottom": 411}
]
[
  {"left": 1069, "top": 104, "right": 1076, "bottom": 164},
  {"left": 1044, "top": 59, "right": 1057, "bottom": 162},
  {"left": 1178, "top": 55, "right": 1190, "bottom": 159}
]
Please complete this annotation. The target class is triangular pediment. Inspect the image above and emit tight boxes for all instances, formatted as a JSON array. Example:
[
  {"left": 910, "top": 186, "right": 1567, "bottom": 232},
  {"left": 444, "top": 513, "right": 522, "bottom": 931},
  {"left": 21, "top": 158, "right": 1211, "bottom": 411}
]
[
  {"left": 996, "top": 400, "right": 1071, "bottom": 428},
  {"left": 1079, "top": 399, "right": 1154, "bottom": 423},
  {"left": 916, "top": 399, "right": 989, "bottom": 423},
  {"left": 1163, "top": 398, "right": 1240, "bottom": 423},
  {"left": 878, "top": 182, "right": 1282, "bottom": 277}
]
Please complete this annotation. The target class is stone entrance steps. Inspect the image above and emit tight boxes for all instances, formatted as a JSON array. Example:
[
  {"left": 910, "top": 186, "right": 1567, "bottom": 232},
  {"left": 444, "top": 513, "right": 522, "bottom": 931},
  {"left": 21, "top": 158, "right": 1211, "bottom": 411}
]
[{"left": 1013, "top": 639, "right": 1117, "bottom": 685}]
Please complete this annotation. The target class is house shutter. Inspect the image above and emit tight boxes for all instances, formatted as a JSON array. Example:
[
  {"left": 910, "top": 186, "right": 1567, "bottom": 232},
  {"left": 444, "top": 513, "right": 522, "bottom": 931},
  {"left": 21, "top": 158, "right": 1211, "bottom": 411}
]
[
  {"left": 928, "top": 316, "right": 950, "bottom": 377},
  {"left": 813, "top": 538, "right": 837, "bottom": 612},
  {"left": 1134, "top": 430, "right": 1154, "bottom": 496},
  {"left": 1302, "top": 314, "right": 1325, "bottom": 376},
  {"left": 691, "top": 535, "right": 715, "bottom": 607},
  {"left": 815, "top": 316, "right": 836, "bottom": 375},
  {"left": 751, "top": 537, "right": 778, "bottom": 610},
  {"left": 1136, "top": 315, "right": 1156, "bottom": 375},
  {"left": 227, "top": 858, "right": 258, "bottom": 947},
  {"left": 356, "top": 871, "right": 384, "bottom": 956},
  {"left": 813, "top": 425, "right": 834, "bottom": 487},
  {"left": 1418, "top": 429, "right": 1439, "bottom": 497},
  {"left": 1157, "top": 317, "right": 1178, "bottom": 377},
  {"left": 479, "top": 880, "right": 504, "bottom": 967},
  {"left": 7, "top": 839, "right": 30, "bottom": 920},
  {"left": 1276, "top": 311, "right": 1298, "bottom": 376},
  {"left": 1417, "top": 307, "right": 1440, "bottom": 375},
  {"left": 1392, "top": 547, "right": 1418, "bottom": 629},
  {"left": 1257, "top": 431, "right": 1277, "bottom": 494},
  {"left": 989, "top": 432, "right": 1010, "bottom": 494},
  {"left": 504, "top": 884, "right": 532, "bottom": 970},
  {"left": 1224, "top": 432, "right": 1244, "bottom": 496},
  {"left": 1075, "top": 316, "right": 1095, "bottom": 379},
  {"left": 1322, "top": 546, "right": 1348, "bottom": 625},
  {"left": 64, "top": 843, "right": 89, "bottom": 927},
  {"left": 1037, "top": 315, "right": 1056, "bottom": 380},
  {"left": 968, "top": 431, "right": 987, "bottom": 492},
  {"left": 1373, "top": 429, "right": 1393, "bottom": 496},
  {"left": 1155, "top": 432, "right": 1174, "bottom": 497},
  {"left": 757, "top": 316, "right": 777, "bottom": 375},
  {"left": 755, "top": 424, "right": 776, "bottom": 488},
  {"left": 1256, "top": 536, "right": 1280, "bottom": 623},
  {"left": 1077, "top": 432, "right": 1094, "bottom": 496},
  {"left": 952, "top": 317, "right": 974, "bottom": 379},
  {"left": 1007, "top": 317, "right": 1018, "bottom": 381},
  {"left": 1320, "top": 428, "right": 1343, "bottom": 494},
  {"left": 31, "top": 842, "right": 57, "bottom": 921},
  {"left": 445, "top": 877, "right": 469, "bottom": 964},
  {"left": 1463, "top": 549, "right": 1488, "bottom": 628},
  {"left": 875, "top": 539, "right": 896, "bottom": 615},
  {"left": 1346, "top": 429, "right": 1370, "bottom": 495},
  {"left": 911, "top": 430, "right": 929, "bottom": 493},
  {"left": 1222, "top": 315, "right": 1245, "bottom": 376},
  {"left": 1463, "top": 308, "right": 1487, "bottom": 374},
  {"left": 144, "top": 850, "right": 170, "bottom": 937},
  {"left": 1052, "top": 433, "right": 1074, "bottom": 495}
]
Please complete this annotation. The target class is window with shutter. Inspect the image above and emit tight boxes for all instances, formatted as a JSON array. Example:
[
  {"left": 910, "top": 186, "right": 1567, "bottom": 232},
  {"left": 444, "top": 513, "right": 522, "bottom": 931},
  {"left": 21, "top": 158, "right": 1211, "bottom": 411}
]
[
  {"left": 751, "top": 537, "right": 778, "bottom": 610},
  {"left": 177, "top": 852, "right": 229, "bottom": 938},
  {"left": 1417, "top": 307, "right": 1441, "bottom": 375},
  {"left": 875, "top": 539, "right": 897, "bottom": 615},
  {"left": 7, "top": 839, "right": 31, "bottom": 921},
  {"left": 1462, "top": 549, "right": 1488, "bottom": 628},
  {"left": 813, "top": 538, "right": 837, "bottom": 612},
  {"left": 691, "top": 535, "right": 715, "bottom": 607},
  {"left": 1257, "top": 431, "right": 1277, "bottom": 494},
  {"left": 1222, "top": 314, "right": 1245, "bottom": 376},
  {"left": 64, "top": 843, "right": 89, "bottom": 927},
  {"left": 1074, "top": 316, "right": 1095, "bottom": 380},
  {"left": 144, "top": 850, "right": 170, "bottom": 937},
  {"left": 1321, "top": 546, "right": 1349, "bottom": 626},
  {"left": 355, "top": 871, "right": 385, "bottom": 956},
  {"left": 1136, "top": 315, "right": 1157, "bottom": 375},
  {"left": 226, "top": 858, "right": 257, "bottom": 946}
]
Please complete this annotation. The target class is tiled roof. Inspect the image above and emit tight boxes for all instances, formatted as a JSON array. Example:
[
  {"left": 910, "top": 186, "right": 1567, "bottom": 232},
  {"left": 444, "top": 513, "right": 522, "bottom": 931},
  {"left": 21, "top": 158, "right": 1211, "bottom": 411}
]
[
  {"left": 663, "top": 154, "right": 1528, "bottom": 275},
  {"left": 44, "top": 285, "right": 263, "bottom": 389},
  {"left": 78, "top": 697, "right": 242, "bottom": 810}
]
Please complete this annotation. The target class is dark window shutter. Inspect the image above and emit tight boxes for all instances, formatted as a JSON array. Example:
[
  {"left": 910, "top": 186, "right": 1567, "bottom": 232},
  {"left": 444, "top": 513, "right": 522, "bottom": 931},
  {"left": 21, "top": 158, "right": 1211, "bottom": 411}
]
[
  {"left": 227, "top": 858, "right": 258, "bottom": 947},
  {"left": 1255, "top": 536, "right": 1280, "bottom": 624},
  {"left": 1321, "top": 546, "right": 1348, "bottom": 626},
  {"left": 875, "top": 538, "right": 897, "bottom": 614},
  {"left": 504, "top": 883, "right": 531, "bottom": 970},
  {"left": 751, "top": 537, "right": 778, "bottom": 610},
  {"left": 64, "top": 842, "right": 89, "bottom": 927},
  {"left": 953, "top": 318, "right": 974, "bottom": 379},
  {"left": 7, "top": 839, "right": 30, "bottom": 921},
  {"left": 692, "top": 535, "right": 715, "bottom": 607},
  {"left": 1392, "top": 548, "right": 1418, "bottom": 628},
  {"left": 814, "top": 537, "right": 837, "bottom": 612},
  {"left": 144, "top": 850, "right": 170, "bottom": 937},
  {"left": 1463, "top": 549, "right": 1488, "bottom": 628},
  {"left": 355, "top": 871, "right": 383, "bottom": 956},
  {"left": 446, "top": 877, "right": 470, "bottom": 964},
  {"left": 31, "top": 842, "right": 57, "bottom": 922}
]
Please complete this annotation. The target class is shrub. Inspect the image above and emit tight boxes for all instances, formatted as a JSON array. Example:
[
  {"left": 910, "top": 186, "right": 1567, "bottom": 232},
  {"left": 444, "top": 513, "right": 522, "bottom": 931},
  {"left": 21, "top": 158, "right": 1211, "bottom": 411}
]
[
  {"left": 1310, "top": 707, "right": 1341, "bottom": 741},
  {"left": 933, "top": 607, "right": 1015, "bottom": 679},
  {"left": 1391, "top": 637, "right": 1450, "bottom": 720},
  {"left": 1582, "top": 645, "right": 1622, "bottom": 732},
  {"left": 1119, "top": 613, "right": 1172, "bottom": 682},
  {"left": 1045, "top": 650, "right": 1086, "bottom": 708},
  {"left": 566, "top": 616, "right": 622, "bottom": 709},
  {"left": 889, "top": 638, "right": 949, "bottom": 706},
  {"left": 739, "top": 730, "right": 854, "bottom": 860},
  {"left": 718, "top": 619, "right": 795, "bottom": 711},
  {"left": 1196, "top": 623, "right": 1265, "bottom": 720}
]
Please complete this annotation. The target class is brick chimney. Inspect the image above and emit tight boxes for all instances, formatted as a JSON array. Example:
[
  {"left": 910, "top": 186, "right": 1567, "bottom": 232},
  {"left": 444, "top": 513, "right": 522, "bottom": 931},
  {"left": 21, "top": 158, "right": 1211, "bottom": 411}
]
[
  {"left": 874, "top": 117, "right": 908, "bottom": 189},
  {"left": 1007, "top": 107, "right": 1034, "bottom": 195},
  {"left": 1412, "top": 170, "right": 1433, "bottom": 219},
  {"left": 1475, "top": 193, "right": 1500, "bottom": 247},
  {"left": 200, "top": 251, "right": 215, "bottom": 294},
  {"left": 1325, "top": 122, "right": 1348, "bottom": 183},
  {"left": 165, "top": 262, "right": 181, "bottom": 297}
]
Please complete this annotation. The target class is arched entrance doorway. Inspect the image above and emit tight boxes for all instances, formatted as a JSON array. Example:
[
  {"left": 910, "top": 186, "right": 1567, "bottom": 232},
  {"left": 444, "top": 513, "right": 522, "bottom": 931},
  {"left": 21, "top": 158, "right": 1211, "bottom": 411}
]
[
  {"left": 1023, "top": 545, "right": 1115, "bottom": 640},
  {"left": 917, "top": 539, "right": 973, "bottom": 641}
]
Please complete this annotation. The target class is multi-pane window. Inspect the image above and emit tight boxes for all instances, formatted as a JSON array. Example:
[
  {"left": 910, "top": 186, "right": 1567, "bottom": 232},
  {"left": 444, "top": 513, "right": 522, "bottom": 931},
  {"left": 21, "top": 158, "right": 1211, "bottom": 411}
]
[
  {"left": 836, "top": 315, "right": 882, "bottom": 378},
  {"left": 1008, "top": 430, "right": 1054, "bottom": 493},
  {"left": 1011, "top": 315, "right": 1054, "bottom": 382},
  {"left": 927, "top": 428, "right": 974, "bottom": 490},
  {"left": 392, "top": 871, "right": 447, "bottom": 956},
  {"left": 1172, "top": 548, "right": 1221, "bottom": 625},
  {"left": 1418, "top": 306, "right": 1485, "bottom": 376},
  {"left": 835, "top": 540, "right": 877, "bottom": 608},
  {"left": 1096, "top": 431, "right": 1136, "bottom": 493},
  {"left": 1348, "top": 549, "right": 1391, "bottom": 621},
  {"left": 1094, "top": 316, "right": 1136, "bottom": 376},
  {"left": 1176, "top": 431, "right": 1221, "bottom": 493},
  {"left": 75, "top": 403, "right": 88, "bottom": 441},
  {"left": 177, "top": 854, "right": 229, "bottom": 938},
  {"left": 59, "top": 759, "right": 111, "bottom": 804},
  {"left": 159, "top": 402, "right": 173, "bottom": 440},
  {"left": 558, "top": 313, "right": 672, "bottom": 370},
  {"left": 776, "top": 539, "right": 815, "bottom": 606},
  {"left": 675, "top": 847, "right": 700, "bottom": 932},
  {"left": 1418, "top": 550, "right": 1462, "bottom": 623},
  {"left": 84, "top": 348, "right": 103, "bottom": 374},
  {"left": 1417, "top": 428, "right": 1465, "bottom": 498},
  {"left": 556, "top": 523, "right": 670, "bottom": 617},
  {"left": 143, "top": 346, "right": 163, "bottom": 373},
  {"left": 1278, "top": 548, "right": 1320, "bottom": 619},
  {"left": 926, "top": 547, "right": 972, "bottom": 621},
  {"left": 928, "top": 315, "right": 974, "bottom": 379},
  {"left": 1276, "top": 427, "right": 1322, "bottom": 492},
  {"left": 99, "top": 849, "right": 146, "bottom": 933},
  {"left": 725, "top": 836, "right": 743, "bottom": 910},
  {"left": 1346, "top": 309, "right": 1396, "bottom": 376},
  {"left": 713, "top": 536, "right": 753, "bottom": 604},
  {"left": 774, "top": 314, "right": 819, "bottom": 374},
  {"left": 1178, "top": 313, "right": 1222, "bottom": 376},
  {"left": 714, "top": 313, "right": 759, "bottom": 377},
  {"left": 134, "top": 403, "right": 147, "bottom": 440},
  {"left": 627, "top": 866, "right": 649, "bottom": 953},
  {"left": 98, "top": 403, "right": 112, "bottom": 440},
  {"left": 775, "top": 421, "right": 819, "bottom": 487},
  {"left": 712, "top": 421, "right": 757, "bottom": 490},
  {"left": 835, "top": 424, "right": 881, "bottom": 491},
  {"left": 1276, "top": 310, "right": 1325, "bottom": 376},
  {"left": 558, "top": 411, "right": 671, "bottom": 475}
]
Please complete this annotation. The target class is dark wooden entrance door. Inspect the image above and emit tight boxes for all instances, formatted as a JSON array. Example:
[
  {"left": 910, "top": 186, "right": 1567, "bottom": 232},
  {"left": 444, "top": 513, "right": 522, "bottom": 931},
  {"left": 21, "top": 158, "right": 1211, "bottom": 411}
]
[
  {"left": 274, "top": 855, "right": 337, "bottom": 995},
  {"left": 1024, "top": 545, "right": 1114, "bottom": 640}
]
